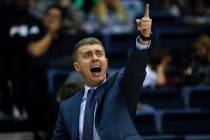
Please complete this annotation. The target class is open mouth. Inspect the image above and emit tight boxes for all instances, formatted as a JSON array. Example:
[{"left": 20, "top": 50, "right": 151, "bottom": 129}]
[{"left": 90, "top": 66, "right": 102, "bottom": 74}]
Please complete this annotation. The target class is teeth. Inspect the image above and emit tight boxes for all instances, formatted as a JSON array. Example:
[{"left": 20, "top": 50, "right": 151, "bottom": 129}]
[{"left": 92, "top": 66, "right": 100, "bottom": 68}]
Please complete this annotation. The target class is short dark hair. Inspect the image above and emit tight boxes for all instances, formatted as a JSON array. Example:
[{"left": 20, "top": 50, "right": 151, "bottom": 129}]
[
  {"left": 44, "top": 4, "right": 66, "bottom": 20},
  {"left": 149, "top": 47, "right": 169, "bottom": 70},
  {"left": 72, "top": 37, "right": 104, "bottom": 62}
]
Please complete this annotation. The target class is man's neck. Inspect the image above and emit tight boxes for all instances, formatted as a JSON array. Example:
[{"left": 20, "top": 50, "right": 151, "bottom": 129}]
[{"left": 84, "top": 79, "right": 107, "bottom": 89}]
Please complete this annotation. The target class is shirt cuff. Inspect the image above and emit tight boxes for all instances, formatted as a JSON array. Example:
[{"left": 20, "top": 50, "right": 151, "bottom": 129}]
[{"left": 136, "top": 35, "right": 150, "bottom": 50}]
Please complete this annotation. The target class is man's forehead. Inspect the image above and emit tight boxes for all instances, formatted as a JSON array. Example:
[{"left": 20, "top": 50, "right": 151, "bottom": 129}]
[{"left": 78, "top": 44, "right": 105, "bottom": 53}]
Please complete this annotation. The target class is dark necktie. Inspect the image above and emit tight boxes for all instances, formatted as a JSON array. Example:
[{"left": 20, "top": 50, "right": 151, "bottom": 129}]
[{"left": 83, "top": 89, "right": 96, "bottom": 140}]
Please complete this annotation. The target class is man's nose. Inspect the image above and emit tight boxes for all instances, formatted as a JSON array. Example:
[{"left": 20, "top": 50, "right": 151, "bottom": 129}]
[{"left": 92, "top": 54, "right": 98, "bottom": 61}]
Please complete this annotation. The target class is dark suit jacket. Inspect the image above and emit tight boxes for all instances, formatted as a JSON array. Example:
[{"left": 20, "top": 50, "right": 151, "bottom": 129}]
[{"left": 52, "top": 47, "right": 149, "bottom": 140}]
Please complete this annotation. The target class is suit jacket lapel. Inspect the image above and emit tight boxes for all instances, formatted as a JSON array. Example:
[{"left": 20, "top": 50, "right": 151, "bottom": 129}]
[
  {"left": 72, "top": 89, "right": 84, "bottom": 140},
  {"left": 96, "top": 73, "right": 117, "bottom": 106},
  {"left": 95, "top": 73, "right": 117, "bottom": 123}
]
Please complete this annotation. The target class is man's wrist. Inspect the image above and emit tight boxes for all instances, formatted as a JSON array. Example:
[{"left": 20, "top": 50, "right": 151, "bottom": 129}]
[
  {"left": 138, "top": 32, "right": 152, "bottom": 45},
  {"left": 139, "top": 37, "right": 150, "bottom": 45},
  {"left": 136, "top": 35, "right": 150, "bottom": 50},
  {"left": 139, "top": 32, "right": 152, "bottom": 41}
]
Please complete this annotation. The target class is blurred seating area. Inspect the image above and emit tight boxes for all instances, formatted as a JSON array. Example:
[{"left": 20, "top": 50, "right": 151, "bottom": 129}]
[
  {"left": 0, "top": 0, "right": 210, "bottom": 140},
  {"left": 135, "top": 86, "right": 210, "bottom": 140}
]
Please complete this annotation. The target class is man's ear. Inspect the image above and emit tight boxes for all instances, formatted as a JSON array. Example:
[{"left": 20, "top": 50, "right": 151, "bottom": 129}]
[{"left": 73, "top": 62, "right": 80, "bottom": 72}]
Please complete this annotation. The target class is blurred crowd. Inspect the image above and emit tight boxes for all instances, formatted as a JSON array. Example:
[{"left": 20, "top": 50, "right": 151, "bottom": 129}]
[{"left": 0, "top": 0, "right": 210, "bottom": 140}]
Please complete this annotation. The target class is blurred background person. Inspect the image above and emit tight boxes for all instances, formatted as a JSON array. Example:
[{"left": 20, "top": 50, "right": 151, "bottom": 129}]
[
  {"left": 57, "top": 0, "right": 85, "bottom": 33},
  {"left": 26, "top": 4, "right": 70, "bottom": 139},
  {"left": 143, "top": 47, "right": 172, "bottom": 88},
  {"left": 0, "top": 0, "right": 41, "bottom": 119},
  {"left": 0, "top": 0, "right": 48, "bottom": 139},
  {"left": 183, "top": 0, "right": 210, "bottom": 27},
  {"left": 184, "top": 34, "right": 210, "bottom": 85},
  {"left": 158, "top": 0, "right": 185, "bottom": 17},
  {"left": 79, "top": 0, "right": 134, "bottom": 33}
]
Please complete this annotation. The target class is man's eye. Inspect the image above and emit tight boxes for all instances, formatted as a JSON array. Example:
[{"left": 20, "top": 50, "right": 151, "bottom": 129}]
[
  {"left": 97, "top": 52, "right": 104, "bottom": 57},
  {"left": 84, "top": 53, "right": 91, "bottom": 58}
]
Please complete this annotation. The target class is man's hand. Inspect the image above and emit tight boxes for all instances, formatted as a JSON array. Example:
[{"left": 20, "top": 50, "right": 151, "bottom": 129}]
[
  {"left": 136, "top": 4, "right": 152, "bottom": 44},
  {"left": 46, "top": 19, "right": 62, "bottom": 36}
]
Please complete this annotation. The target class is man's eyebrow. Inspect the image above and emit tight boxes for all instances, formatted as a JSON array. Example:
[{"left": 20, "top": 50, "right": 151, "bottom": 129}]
[
  {"left": 83, "top": 49, "right": 104, "bottom": 53},
  {"left": 83, "top": 50, "right": 92, "bottom": 55},
  {"left": 96, "top": 49, "right": 104, "bottom": 52}
]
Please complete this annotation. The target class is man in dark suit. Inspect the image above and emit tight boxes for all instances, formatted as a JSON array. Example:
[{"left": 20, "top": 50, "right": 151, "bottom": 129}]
[{"left": 52, "top": 4, "right": 152, "bottom": 140}]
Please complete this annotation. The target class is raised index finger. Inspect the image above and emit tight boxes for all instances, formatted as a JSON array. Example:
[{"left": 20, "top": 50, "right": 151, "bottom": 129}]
[{"left": 144, "top": 4, "right": 150, "bottom": 18}]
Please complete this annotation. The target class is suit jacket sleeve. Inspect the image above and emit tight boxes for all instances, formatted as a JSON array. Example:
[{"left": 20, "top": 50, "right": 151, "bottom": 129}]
[
  {"left": 122, "top": 46, "right": 149, "bottom": 118},
  {"left": 52, "top": 103, "right": 69, "bottom": 140}
]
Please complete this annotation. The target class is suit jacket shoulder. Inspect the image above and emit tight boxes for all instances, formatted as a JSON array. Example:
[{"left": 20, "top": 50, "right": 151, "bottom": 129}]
[{"left": 61, "top": 90, "right": 83, "bottom": 108}]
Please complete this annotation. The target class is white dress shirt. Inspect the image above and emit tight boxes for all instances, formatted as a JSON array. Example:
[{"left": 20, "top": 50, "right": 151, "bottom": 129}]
[
  {"left": 79, "top": 85, "right": 101, "bottom": 140},
  {"left": 143, "top": 65, "right": 157, "bottom": 88},
  {"left": 79, "top": 36, "right": 150, "bottom": 140}
]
